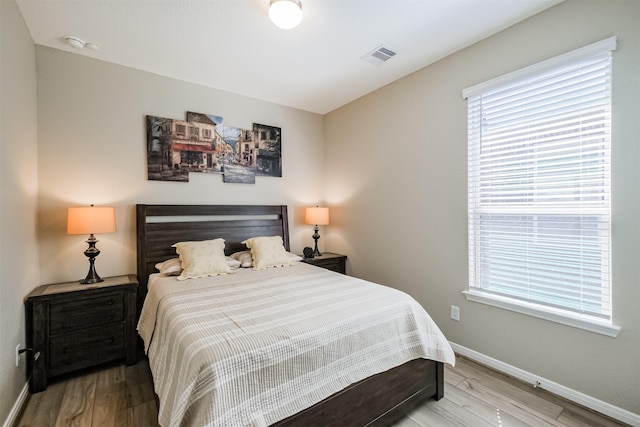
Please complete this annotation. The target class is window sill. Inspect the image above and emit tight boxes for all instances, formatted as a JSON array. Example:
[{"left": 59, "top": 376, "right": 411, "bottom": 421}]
[{"left": 462, "top": 290, "right": 621, "bottom": 337}]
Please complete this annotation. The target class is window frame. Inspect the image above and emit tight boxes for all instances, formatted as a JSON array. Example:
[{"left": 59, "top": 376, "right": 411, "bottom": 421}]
[{"left": 463, "top": 37, "right": 620, "bottom": 337}]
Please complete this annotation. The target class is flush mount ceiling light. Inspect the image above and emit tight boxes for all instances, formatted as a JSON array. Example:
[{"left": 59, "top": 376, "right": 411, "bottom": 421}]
[
  {"left": 64, "top": 35, "right": 98, "bottom": 50},
  {"left": 268, "top": 0, "right": 303, "bottom": 30}
]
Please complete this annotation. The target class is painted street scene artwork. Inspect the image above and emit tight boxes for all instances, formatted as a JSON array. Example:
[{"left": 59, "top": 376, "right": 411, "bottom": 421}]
[
  {"left": 252, "top": 123, "right": 282, "bottom": 177},
  {"left": 145, "top": 111, "right": 282, "bottom": 184},
  {"left": 146, "top": 115, "right": 190, "bottom": 182}
]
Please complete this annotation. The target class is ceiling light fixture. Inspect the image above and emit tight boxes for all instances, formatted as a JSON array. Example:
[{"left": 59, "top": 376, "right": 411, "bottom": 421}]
[{"left": 268, "top": 0, "right": 303, "bottom": 30}]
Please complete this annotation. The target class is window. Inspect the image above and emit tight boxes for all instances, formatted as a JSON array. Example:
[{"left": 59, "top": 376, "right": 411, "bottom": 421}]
[
  {"left": 188, "top": 126, "right": 199, "bottom": 140},
  {"left": 463, "top": 37, "right": 619, "bottom": 336}
]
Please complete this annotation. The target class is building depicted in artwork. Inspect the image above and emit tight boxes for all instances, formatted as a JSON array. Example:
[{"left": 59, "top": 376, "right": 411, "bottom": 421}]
[
  {"left": 170, "top": 119, "right": 221, "bottom": 172},
  {"left": 236, "top": 129, "right": 255, "bottom": 166},
  {"left": 147, "top": 115, "right": 188, "bottom": 181},
  {"left": 252, "top": 123, "right": 282, "bottom": 177}
]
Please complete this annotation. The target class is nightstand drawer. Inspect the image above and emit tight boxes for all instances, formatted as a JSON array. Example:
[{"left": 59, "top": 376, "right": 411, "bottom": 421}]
[
  {"left": 50, "top": 294, "right": 124, "bottom": 334},
  {"left": 314, "top": 259, "right": 343, "bottom": 272},
  {"left": 49, "top": 324, "right": 124, "bottom": 370},
  {"left": 302, "top": 253, "right": 347, "bottom": 274}
]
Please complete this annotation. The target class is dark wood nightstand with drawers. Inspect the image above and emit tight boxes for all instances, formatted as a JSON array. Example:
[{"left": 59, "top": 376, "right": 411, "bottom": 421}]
[
  {"left": 302, "top": 252, "right": 347, "bottom": 274},
  {"left": 24, "top": 274, "right": 138, "bottom": 392}
]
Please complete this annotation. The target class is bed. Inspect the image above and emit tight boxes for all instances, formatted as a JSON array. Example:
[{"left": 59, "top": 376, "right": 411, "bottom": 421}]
[{"left": 136, "top": 204, "right": 455, "bottom": 427}]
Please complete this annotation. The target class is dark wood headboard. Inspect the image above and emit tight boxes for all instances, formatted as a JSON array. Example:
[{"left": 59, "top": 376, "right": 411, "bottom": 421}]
[{"left": 136, "top": 204, "right": 290, "bottom": 311}]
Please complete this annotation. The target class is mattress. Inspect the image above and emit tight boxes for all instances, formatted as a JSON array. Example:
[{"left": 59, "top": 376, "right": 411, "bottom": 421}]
[{"left": 138, "top": 262, "right": 455, "bottom": 427}]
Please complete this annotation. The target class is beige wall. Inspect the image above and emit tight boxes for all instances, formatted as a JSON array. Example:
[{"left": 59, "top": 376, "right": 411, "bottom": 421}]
[
  {"left": 325, "top": 0, "right": 640, "bottom": 415},
  {"left": 0, "top": 0, "right": 40, "bottom": 422},
  {"left": 35, "top": 47, "right": 325, "bottom": 285}
]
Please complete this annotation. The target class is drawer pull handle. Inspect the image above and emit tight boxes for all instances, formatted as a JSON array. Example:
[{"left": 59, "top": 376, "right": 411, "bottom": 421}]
[{"left": 107, "top": 337, "right": 115, "bottom": 344}]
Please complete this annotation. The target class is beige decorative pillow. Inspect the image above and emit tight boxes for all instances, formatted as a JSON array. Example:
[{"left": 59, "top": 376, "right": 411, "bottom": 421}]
[
  {"left": 172, "top": 239, "right": 232, "bottom": 280},
  {"left": 241, "top": 236, "right": 292, "bottom": 270}
]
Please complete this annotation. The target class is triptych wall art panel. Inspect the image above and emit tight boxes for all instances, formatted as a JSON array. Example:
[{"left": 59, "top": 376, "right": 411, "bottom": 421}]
[{"left": 146, "top": 111, "right": 282, "bottom": 184}]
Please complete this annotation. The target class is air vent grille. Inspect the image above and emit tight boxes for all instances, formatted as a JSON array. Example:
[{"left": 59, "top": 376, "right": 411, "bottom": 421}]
[{"left": 362, "top": 45, "right": 397, "bottom": 66}]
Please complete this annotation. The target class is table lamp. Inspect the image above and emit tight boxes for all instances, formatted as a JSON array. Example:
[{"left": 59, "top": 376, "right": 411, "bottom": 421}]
[
  {"left": 67, "top": 205, "right": 116, "bottom": 284},
  {"left": 304, "top": 207, "right": 329, "bottom": 257}
]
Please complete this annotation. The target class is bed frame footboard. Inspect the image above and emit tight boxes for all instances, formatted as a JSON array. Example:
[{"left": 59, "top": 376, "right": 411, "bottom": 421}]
[{"left": 272, "top": 359, "right": 444, "bottom": 427}]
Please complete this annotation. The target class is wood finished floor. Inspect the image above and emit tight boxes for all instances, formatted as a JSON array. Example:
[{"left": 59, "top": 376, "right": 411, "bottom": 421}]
[{"left": 17, "top": 355, "right": 628, "bottom": 427}]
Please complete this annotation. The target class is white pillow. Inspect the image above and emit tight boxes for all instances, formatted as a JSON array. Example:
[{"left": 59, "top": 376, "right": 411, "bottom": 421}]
[
  {"left": 226, "top": 256, "right": 242, "bottom": 269},
  {"left": 231, "top": 250, "right": 302, "bottom": 268},
  {"left": 155, "top": 258, "right": 182, "bottom": 276},
  {"left": 155, "top": 256, "right": 240, "bottom": 275},
  {"left": 172, "top": 239, "right": 232, "bottom": 280},
  {"left": 287, "top": 252, "right": 303, "bottom": 262},
  {"left": 229, "top": 250, "right": 253, "bottom": 268},
  {"left": 241, "top": 236, "right": 293, "bottom": 270}
]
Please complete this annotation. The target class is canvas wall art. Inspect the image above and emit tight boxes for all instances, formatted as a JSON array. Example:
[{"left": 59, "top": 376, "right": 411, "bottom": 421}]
[
  {"left": 146, "top": 115, "right": 189, "bottom": 182},
  {"left": 145, "top": 112, "right": 282, "bottom": 183},
  {"left": 252, "top": 123, "right": 282, "bottom": 177}
]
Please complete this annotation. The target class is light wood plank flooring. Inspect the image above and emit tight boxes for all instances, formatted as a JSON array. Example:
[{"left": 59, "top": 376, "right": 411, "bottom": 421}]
[
  {"left": 17, "top": 355, "right": 628, "bottom": 427},
  {"left": 394, "top": 355, "right": 629, "bottom": 427}
]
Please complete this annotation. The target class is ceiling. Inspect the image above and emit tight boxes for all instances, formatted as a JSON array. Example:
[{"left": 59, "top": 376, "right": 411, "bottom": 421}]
[{"left": 16, "top": 0, "right": 562, "bottom": 114}]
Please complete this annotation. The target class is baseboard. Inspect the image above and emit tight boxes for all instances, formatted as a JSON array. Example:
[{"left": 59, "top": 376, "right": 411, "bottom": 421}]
[
  {"left": 449, "top": 342, "right": 640, "bottom": 427},
  {"left": 2, "top": 382, "right": 29, "bottom": 427}
]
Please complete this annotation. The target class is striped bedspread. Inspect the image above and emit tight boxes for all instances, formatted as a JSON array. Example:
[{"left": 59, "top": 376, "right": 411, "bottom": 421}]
[{"left": 138, "top": 262, "right": 455, "bottom": 427}]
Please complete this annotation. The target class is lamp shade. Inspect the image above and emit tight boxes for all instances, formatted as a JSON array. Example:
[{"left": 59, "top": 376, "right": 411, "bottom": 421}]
[
  {"left": 268, "top": 0, "right": 303, "bottom": 30},
  {"left": 305, "top": 207, "right": 329, "bottom": 226},
  {"left": 67, "top": 206, "right": 116, "bottom": 235}
]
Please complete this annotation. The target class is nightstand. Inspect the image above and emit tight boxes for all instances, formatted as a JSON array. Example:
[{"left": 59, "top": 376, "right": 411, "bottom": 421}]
[
  {"left": 24, "top": 274, "right": 138, "bottom": 392},
  {"left": 302, "top": 252, "right": 347, "bottom": 274}
]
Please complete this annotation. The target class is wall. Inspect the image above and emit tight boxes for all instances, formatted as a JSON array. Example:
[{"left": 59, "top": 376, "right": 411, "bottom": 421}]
[
  {"left": 0, "top": 0, "right": 40, "bottom": 422},
  {"left": 36, "top": 47, "right": 325, "bottom": 285},
  {"left": 325, "top": 0, "right": 640, "bottom": 416}
]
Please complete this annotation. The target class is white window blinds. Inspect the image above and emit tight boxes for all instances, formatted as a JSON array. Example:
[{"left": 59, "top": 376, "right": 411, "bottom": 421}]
[{"left": 465, "top": 37, "right": 615, "bottom": 323}]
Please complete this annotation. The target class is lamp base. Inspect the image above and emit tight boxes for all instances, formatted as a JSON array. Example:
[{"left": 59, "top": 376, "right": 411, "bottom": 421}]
[
  {"left": 312, "top": 225, "right": 322, "bottom": 257},
  {"left": 80, "top": 277, "right": 104, "bottom": 284},
  {"left": 80, "top": 264, "right": 103, "bottom": 284},
  {"left": 80, "top": 234, "right": 105, "bottom": 285}
]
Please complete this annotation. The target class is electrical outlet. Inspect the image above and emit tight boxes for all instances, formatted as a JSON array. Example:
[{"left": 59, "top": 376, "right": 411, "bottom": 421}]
[
  {"left": 450, "top": 305, "right": 460, "bottom": 321},
  {"left": 15, "top": 344, "right": 21, "bottom": 367}
]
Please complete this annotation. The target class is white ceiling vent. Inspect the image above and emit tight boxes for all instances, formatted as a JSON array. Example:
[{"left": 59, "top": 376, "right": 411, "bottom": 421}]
[{"left": 361, "top": 45, "right": 397, "bottom": 66}]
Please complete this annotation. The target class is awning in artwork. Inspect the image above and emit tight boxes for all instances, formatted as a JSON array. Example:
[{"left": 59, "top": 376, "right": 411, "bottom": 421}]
[{"left": 172, "top": 143, "right": 214, "bottom": 153}]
